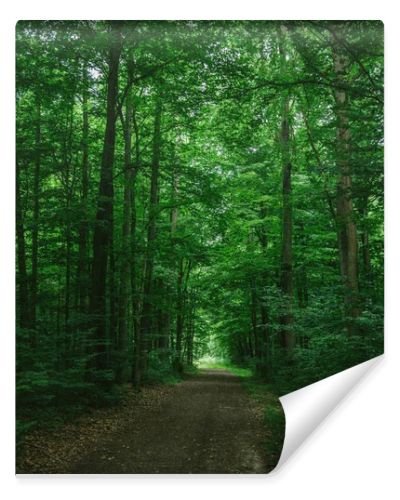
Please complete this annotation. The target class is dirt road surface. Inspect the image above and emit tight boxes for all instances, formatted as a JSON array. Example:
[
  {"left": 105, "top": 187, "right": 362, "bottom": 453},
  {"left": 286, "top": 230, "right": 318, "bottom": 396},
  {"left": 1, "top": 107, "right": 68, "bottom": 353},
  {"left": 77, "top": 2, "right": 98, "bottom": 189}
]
[{"left": 18, "top": 370, "right": 275, "bottom": 474}]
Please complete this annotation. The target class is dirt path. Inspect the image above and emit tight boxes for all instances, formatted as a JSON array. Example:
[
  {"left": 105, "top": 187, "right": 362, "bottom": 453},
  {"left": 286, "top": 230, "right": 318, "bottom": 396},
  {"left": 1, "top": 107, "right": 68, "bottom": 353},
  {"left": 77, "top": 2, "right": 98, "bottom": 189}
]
[
  {"left": 19, "top": 370, "right": 274, "bottom": 474},
  {"left": 72, "top": 369, "right": 270, "bottom": 474}
]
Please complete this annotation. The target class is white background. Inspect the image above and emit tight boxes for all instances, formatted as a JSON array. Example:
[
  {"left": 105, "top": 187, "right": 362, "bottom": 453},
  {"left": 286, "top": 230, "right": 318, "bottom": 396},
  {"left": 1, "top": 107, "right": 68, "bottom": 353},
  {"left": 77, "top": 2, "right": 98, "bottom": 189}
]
[{"left": 1, "top": 1, "right": 399, "bottom": 499}]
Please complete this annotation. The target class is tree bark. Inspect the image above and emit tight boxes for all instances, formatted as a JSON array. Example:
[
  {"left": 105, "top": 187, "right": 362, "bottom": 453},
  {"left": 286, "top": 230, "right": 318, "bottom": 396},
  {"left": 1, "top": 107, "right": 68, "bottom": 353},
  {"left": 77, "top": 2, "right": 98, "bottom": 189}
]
[
  {"left": 257, "top": 205, "right": 270, "bottom": 358},
  {"left": 134, "top": 96, "right": 162, "bottom": 390},
  {"left": 131, "top": 108, "right": 141, "bottom": 387},
  {"left": 359, "top": 197, "right": 373, "bottom": 288},
  {"left": 117, "top": 65, "right": 134, "bottom": 383},
  {"left": 278, "top": 26, "right": 295, "bottom": 352},
  {"left": 250, "top": 280, "right": 260, "bottom": 358},
  {"left": 63, "top": 99, "right": 74, "bottom": 359},
  {"left": 16, "top": 163, "right": 31, "bottom": 331},
  {"left": 77, "top": 66, "right": 90, "bottom": 316},
  {"left": 332, "top": 25, "right": 360, "bottom": 335},
  {"left": 175, "top": 257, "right": 184, "bottom": 369},
  {"left": 31, "top": 97, "right": 41, "bottom": 334},
  {"left": 89, "top": 25, "right": 122, "bottom": 376},
  {"left": 185, "top": 293, "right": 195, "bottom": 365}
]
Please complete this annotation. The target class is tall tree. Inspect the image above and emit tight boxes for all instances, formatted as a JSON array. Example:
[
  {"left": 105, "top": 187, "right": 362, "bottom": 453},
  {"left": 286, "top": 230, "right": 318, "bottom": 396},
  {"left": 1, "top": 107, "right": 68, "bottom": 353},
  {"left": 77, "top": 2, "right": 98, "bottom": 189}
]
[
  {"left": 89, "top": 23, "right": 122, "bottom": 375},
  {"left": 16, "top": 163, "right": 30, "bottom": 330},
  {"left": 117, "top": 52, "right": 135, "bottom": 383},
  {"left": 30, "top": 97, "right": 41, "bottom": 335},
  {"left": 331, "top": 23, "right": 360, "bottom": 335},
  {"left": 77, "top": 65, "right": 90, "bottom": 316},
  {"left": 134, "top": 96, "right": 162, "bottom": 390},
  {"left": 278, "top": 27, "right": 295, "bottom": 352}
]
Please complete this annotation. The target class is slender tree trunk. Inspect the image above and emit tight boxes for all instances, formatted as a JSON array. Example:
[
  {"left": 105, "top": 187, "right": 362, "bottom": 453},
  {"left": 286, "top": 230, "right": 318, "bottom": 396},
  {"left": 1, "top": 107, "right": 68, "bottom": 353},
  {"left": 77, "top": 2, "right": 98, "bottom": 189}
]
[
  {"left": 56, "top": 279, "right": 62, "bottom": 368},
  {"left": 155, "top": 277, "right": 164, "bottom": 349},
  {"left": 175, "top": 257, "right": 184, "bottom": 369},
  {"left": 361, "top": 220, "right": 372, "bottom": 276},
  {"left": 77, "top": 66, "right": 90, "bottom": 316},
  {"left": 171, "top": 168, "right": 179, "bottom": 233},
  {"left": 359, "top": 197, "right": 373, "bottom": 288},
  {"left": 31, "top": 97, "right": 41, "bottom": 335},
  {"left": 89, "top": 25, "right": 122, "bottom": 376},
  {"left": 64, "top": 100, "right": 74, "bottom": 360},
  {"left": 16, "top": 163, "right": 30, "bottom": 330},
  {"left": 159, "top": 295, "right": 171, "bottom": 353},
  {"left": 176, "top": 259, "right": 191, "bottom": 370},
  {"left": 134, "top": 97, "right": 162, "bottom": 390},
  {"left": 250, "top": 280, "right": 260, "bottom": 358},
  {"left": 131, "top": 101, "right": 141, "bottom": 389},
  {"left": 247, "top": 321, "right": 254, "bottom": 358},
  {"left": 279, "top": 106, "right": 294, "bottom": 350},
  {"left": 64, "top": 195, "right": 72, "bottom": 362},
  {"left": 159, "top": 165, "right": 179, "bottom": 360},
  {"left": 332, "top": 26, "right": 360, "bottom": 335},
  {"left": 109, "top": 214, "right": 118, "bottom": 368},
  {"left": 296, "top": 221, "right": 308, "bottom": 308},
  {"left": 185, "top": 293, "right": 195, "bottom": 365},
  {"left": 117, "top": 76, "right": 134, "bottom": 383},
  {"left": 278, "top": 26, "right": 295, "bottom": 352},
  {"left": 258, "top": 206, "right": 269, "bottom": 358}
]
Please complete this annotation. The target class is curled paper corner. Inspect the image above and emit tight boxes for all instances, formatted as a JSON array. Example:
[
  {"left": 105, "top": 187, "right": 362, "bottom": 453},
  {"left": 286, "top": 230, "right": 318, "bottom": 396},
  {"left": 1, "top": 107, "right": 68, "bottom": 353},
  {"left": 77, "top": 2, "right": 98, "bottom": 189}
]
[{"left": 274, "top": 354, "right": 383, "bottom": 471}]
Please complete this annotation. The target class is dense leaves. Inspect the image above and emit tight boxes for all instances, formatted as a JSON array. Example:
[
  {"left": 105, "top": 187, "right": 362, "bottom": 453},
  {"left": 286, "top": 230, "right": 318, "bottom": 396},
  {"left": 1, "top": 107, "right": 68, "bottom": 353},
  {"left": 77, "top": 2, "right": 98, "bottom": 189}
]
[{"left": 16, "top": 21, "right": 383, "bottom": 439}]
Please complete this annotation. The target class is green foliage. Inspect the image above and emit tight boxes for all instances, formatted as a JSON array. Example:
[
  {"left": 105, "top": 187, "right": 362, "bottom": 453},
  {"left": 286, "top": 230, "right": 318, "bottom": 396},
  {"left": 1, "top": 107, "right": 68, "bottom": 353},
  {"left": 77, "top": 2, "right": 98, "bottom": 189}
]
[
  {"left": 16, "top": 21, "right": 383, "bottom": 449},
  {"left": 16, "top": 368, "right": 122, "bottom": 444},
  {"left": 267, "top": 332, "right": 383, "bottom": 397},
  {"left": 197, "top": 357, "right": 253, "bottom": 378},
  {"left": 142, "top": 351, "right": 183, "bottom": 385},
  {"left": 264, "top": 405, "right": 286, "bottom": 465}
]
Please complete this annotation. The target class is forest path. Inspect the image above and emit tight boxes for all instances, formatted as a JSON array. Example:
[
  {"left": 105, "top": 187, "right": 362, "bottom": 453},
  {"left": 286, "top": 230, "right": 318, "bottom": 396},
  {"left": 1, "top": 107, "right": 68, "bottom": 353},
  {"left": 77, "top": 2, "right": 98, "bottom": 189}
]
[{"left": 67, "top": 369, "right": 269, "bottom": 474}]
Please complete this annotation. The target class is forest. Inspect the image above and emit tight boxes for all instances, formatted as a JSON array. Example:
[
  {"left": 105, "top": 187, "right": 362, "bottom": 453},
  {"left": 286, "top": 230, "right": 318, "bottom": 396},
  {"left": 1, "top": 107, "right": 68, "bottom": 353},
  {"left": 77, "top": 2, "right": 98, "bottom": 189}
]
[{"left": 16, "top": 20, "right": 383, "bottom": 459}]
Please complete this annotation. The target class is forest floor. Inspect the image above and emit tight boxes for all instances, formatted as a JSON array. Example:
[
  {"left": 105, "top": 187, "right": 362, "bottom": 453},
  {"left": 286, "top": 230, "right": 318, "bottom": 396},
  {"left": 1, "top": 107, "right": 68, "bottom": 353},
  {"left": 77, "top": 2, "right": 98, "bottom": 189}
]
[{"left": 17, "top": 369, "right": 281, "bottom": 474}]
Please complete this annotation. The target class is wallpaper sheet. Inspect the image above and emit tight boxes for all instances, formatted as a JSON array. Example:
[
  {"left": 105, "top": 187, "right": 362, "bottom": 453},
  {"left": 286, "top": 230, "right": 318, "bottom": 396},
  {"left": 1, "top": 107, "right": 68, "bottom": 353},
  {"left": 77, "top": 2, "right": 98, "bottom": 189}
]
[{"left": 15, "top": 20, "right": 383, "bottom": 474}]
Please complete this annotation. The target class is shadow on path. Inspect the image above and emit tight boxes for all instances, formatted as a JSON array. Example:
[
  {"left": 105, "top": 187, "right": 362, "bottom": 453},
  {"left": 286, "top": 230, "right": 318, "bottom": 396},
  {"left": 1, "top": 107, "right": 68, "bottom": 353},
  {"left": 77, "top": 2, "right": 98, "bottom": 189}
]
[{"left": 68, "top": 369, "right": 270, "bottom": 474}]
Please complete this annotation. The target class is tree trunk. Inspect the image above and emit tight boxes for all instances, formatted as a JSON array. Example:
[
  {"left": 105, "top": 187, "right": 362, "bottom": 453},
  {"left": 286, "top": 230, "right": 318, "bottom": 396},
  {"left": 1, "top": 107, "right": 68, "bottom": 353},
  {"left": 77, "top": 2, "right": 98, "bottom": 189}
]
[
  {"left": 130, "top": 100, "right": 140, "bottom": 387},
  {"left": 359, "top": 197, "right": 373, "bottom": 288},
  {"left": 31, "top": 97, "right": 41, "bottom": 334},
  {"left": 279, "top": 108, "right": 294, "bottom": 351},
  {"left": 278, "top": 28, "right": 295, "bottom": 352},
  {"left": 250, "top": 280, "right": 260, "bottom": 358},
  {"left": 64, "top": 195, "right": 72, "bottom": 363},
  {"left": 257, "top": 205, "right": 270, "bottom": 358},
  {"left": 77, "top": 66, "right": 90, "bottom": 316},
  {"left": 117, "top": 75, "right": 134, "bottom": 383},
  {"left": 175, "top": 257, "right": 184, "bottom": 369},
  {"left": 185, "top": 293, "right": 195, "bottom": 366},
  {"left": 134, "top": 97, "right": 162, "bottom": 390},
  {"left": 176, "top": 259, "right": 191, "bottom": 370},
  {"left": 16, "top": 163, "right": 31, "bottom": 331},
  {"left": 63, "top": 99, "right": 74, "bottom": 360},
  {"left": 89, "top": 25, "right": 122, "bottom": 376},
  {"left": 332, "top": 25, "right": 360, "bottom": 335},
  {"left": 109, "top": 214, "right": 118, "bottom": 369}
]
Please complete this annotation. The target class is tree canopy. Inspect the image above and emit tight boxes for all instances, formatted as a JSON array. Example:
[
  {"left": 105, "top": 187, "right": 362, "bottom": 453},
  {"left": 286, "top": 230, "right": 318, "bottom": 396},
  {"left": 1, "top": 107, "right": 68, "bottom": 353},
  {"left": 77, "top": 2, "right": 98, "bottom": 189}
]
[{"left": 16, "top": 20, "right": 383, "bottom": 439}]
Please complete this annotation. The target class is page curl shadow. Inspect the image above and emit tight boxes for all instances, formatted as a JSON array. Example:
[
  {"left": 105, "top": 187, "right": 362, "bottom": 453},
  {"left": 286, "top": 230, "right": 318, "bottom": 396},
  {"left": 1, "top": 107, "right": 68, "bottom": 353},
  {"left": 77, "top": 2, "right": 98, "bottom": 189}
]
[{"left": 274, "top": 354, "right": 383, "bottom": 471}]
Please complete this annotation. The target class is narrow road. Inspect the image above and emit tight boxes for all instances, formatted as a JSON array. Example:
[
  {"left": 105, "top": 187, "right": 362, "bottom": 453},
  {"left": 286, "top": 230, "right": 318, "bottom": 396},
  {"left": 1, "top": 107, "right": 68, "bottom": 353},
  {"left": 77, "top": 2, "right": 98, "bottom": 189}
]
[{"left": 68, "top": 369, "right": 269, "bottom": 474}]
